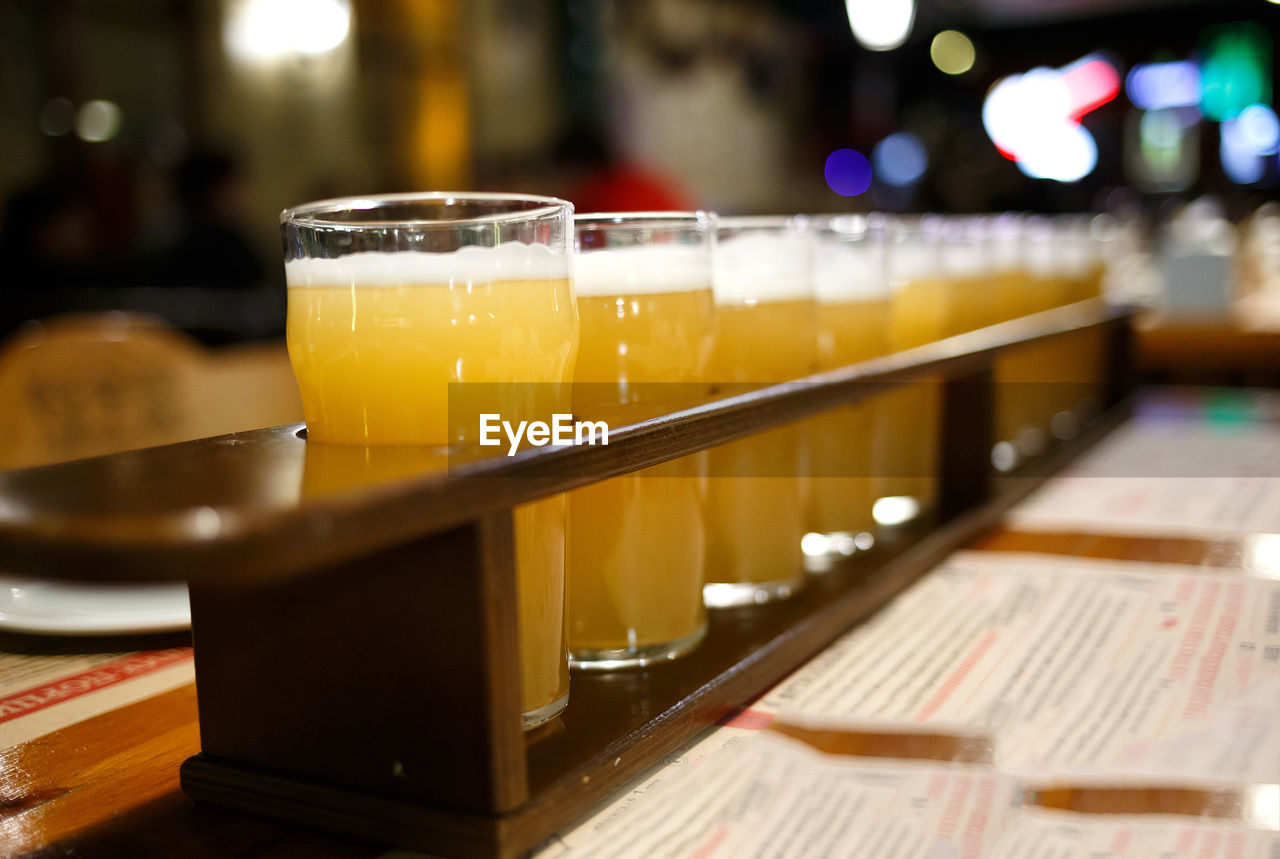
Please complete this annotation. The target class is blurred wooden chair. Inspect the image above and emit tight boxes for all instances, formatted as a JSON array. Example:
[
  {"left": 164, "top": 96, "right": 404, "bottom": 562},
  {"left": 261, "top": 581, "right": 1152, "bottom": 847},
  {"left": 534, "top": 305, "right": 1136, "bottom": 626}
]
[{"left": 0, "top": 312, "right": 302, "bottom": 471}]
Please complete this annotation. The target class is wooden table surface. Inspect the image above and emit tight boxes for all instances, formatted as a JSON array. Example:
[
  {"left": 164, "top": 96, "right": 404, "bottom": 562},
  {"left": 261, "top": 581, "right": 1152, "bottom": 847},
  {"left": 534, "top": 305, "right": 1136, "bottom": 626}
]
[
  {"left": 3, "top": 524, "right": 1267, "bottom": 859},
  {"left": 1136, "top": 311, "right": 1280, "bottom": 386},
  {"left": 4, "top": 377, "right": 1277, "bottom": 857}
]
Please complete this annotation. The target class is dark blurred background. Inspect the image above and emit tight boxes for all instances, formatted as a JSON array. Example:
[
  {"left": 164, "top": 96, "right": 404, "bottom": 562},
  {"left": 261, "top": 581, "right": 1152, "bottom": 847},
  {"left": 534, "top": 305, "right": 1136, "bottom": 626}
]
[{"left": 0, "top": 0, "right": 1276, "bottom": 343}]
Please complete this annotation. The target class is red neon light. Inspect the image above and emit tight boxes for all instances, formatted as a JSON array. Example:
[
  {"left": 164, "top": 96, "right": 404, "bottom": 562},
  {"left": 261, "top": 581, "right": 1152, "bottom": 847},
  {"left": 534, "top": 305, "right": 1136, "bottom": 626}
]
[
  {"left": 1062, "top": 57, "right": 1120, "bottom": 120},
  {"left": 994, "top": 143, "right": 1019, "bottom": 161}
]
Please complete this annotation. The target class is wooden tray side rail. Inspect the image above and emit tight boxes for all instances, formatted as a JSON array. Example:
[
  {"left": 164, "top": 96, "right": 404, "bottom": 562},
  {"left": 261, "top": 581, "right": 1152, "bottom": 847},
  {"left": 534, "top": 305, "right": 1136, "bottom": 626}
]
[{"left": 0, "top": 299, "right": 1134, "bottom": 858}]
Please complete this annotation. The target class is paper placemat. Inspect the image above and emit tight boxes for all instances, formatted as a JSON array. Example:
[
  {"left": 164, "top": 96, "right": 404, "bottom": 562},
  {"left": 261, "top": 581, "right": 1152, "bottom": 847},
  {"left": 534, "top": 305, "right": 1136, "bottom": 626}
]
[
  {"left": 0, "top": 632, "right": 194, "bottom": 748},
  {"left": 760, "top": 551, "right": 1280, "bottom": 786},
  {"left": 1007, "top": 409, "right": 1280, "bottom": 539}
]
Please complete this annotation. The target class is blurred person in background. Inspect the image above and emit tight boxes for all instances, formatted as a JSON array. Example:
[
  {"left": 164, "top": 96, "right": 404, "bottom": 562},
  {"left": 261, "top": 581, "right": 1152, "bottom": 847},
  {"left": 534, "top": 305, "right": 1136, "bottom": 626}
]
[
  {"left": 554, "top": 125, "right": 696, "bottom": 214},
  {"left": 0, "top": 176, "right": 97, "bottom": 337},
  {"left": 147, "top": 148, "right": 266, "bottom": 291}
]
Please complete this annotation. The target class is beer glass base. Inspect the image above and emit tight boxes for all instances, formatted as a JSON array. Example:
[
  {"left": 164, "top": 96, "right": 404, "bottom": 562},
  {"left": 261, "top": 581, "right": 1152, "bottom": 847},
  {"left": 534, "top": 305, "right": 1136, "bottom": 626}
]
[
  {"left": 802, "top": 530, "right": 875, "bottom": 573},
  {"left": 871, "top": 495, "right": 924, "bottom": 528},
  {"left": 1016, "top": 425, "right": 1048, "bottom": 459},
  {"left": 522, "top": 691, "right": 569, "bottom": 731},
  {"left": 991, "top": 440, "right": 1020, "bottom": 473},
  {"left": 569, "top": 621, "right": 709, "bottom": 672},
  {"left": 703, "top": 573, "right": 806, "bottom": 609}
]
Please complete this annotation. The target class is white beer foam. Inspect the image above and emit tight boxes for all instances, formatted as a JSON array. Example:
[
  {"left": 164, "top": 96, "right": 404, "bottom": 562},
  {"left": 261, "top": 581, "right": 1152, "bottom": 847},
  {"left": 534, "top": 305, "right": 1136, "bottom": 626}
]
[
  {"left": 887, "top": 235, "right": 942, "bottom": 283},
  {"left": 285, "top": 243, "right": 569, "bottom": 287},
  {"left": 940, "top": 241, "right": 993, "bottom": 279},
  {"left": 1025, "top": 236, "right": 1057, "bottom": 277},
  {"left": 812, "top": 240, "right": 890, "bottom": 303},
  {"left": 1056, "top": 228, "right": 1100, "bottom": 276},
  {"left": 991, "top": 236, "right": 1023, "bottom": 273},
  {"left": 713, "top": 233, "right": 811, "bottom": 304},
  {"left": 572, "top": 245, "right": 711, "bottom": 296}
]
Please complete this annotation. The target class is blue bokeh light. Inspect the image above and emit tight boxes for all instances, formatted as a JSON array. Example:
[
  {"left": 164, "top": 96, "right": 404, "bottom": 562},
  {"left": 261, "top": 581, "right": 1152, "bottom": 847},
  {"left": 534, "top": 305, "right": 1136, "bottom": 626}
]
[
  {"left": 824, "top": 148, "right": 873, "bottom": 196},
  {"left": 1238, "top": 104, "right": 1280, "bottom": 155},
  {"left": 872, "top": 132, "right": 928, "bottom": 187},
  {"left": 1221, "top": 118, "right": 1266, "bottom": 184},
  {"left": 1125, "top": 61, "right": 1201, "bottom": 111}
]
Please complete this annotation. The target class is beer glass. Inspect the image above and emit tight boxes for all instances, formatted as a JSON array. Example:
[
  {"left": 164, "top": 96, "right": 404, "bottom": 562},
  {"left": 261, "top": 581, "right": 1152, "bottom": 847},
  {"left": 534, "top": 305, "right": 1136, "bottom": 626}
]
[
  {"left": 281, "top": 192, "right": 578, "bottom": 729},
  {"left": 567, "top": 212, "right": 715, "bottom": 669},
  {"left": 877, "top": 217, "right": 945, "bottom": 525},
  {"left": 1046, "top": 215, "right": 1105, "bottom": 437},
  {"left": 940, "top": 217, "right": 996, "bottom": 336},
  {"left": 1015, "top": 216, "right": 1065, "bottom": 459},
  {"left": 704, "top": 215, "right": 817, "bottom": 606},
  {"left": 805, "top": 215, "right": 891, "bottom": 566},
  {"left": 989, "top": 214, "right": 1035, "bottom": 471}
]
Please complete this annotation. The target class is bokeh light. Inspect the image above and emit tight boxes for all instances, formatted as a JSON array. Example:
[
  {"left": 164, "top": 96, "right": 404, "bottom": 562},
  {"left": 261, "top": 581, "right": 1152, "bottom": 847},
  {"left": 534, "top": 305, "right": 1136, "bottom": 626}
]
[
  {"left": 872, "top": 132, "right": 928, "bottom": 186},
  {"left": 75, "top": 100, "right": 122, "bottom": 142},
  {"left": 1017, "top": 120, "right": 1098, "bottom": 182},
  {"left": 1126, "top": 61, "right": 1201, "bottom": 111},
  {"left": 930, "top": 30, "right": 975, "bottom": 76},
  {"left": 1132, "top": 107, "right": 1197, "bottom": 192},
  {"left": 1238, "top": 104, "right": 1280, "bottom": 155},
  {"left": 1220, "top": 103, "right": 1279, "bottom": 185},
  {"left": 824, "top": 148, "right": 873, "bottom": 196},
  {"left": 1061, "top": 54, "right": 1121, "bottom": 119},
  {"left": 224, "top": 0, "right": 352, "bottom": 62},
  {"left": 983, "top": 54, "right": 1116, "bottom": 183},
  {"left": 1221, "top": 121, "right": 1266, "bottom": 184},
  {"left": 845, "top": 0, "right": 914, "bottom": 52},
  {"left": 1140, "top": 109, "right": 1183, "bottom": 149},
  {"left": 1199, "top": 23, "right": 1271, "bottom": 122}
]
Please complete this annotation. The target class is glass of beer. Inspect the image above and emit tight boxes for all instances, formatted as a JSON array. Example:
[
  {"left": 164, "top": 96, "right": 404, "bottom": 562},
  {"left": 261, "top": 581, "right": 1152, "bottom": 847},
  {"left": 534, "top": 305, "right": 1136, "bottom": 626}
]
[
  {"left": 805, "top": 215, "right": 891, "bottom": 567},
  {"left": 990, "top": 213, "right": 1035, "bottom": 472},
  {"left": 876, "top": 216, "right": 946, "bottom": 526},
  {"left": 567, "top": 212, "right": 716, "bottom": 669},
  {"left": 1046, "top": 215, "right": 1105, "bottom": 437},
  {"left": 280, "top": 192, "right": 578, "bottom": 729},
  {"left": 1016, "top": 215, "right": 1066, "bottom": 459},
  {"left": 704, "top": 215, "right": 817, "bottom": 607},
  {"left": 940, "top": 217, "right": 996, "bottom": 336}
]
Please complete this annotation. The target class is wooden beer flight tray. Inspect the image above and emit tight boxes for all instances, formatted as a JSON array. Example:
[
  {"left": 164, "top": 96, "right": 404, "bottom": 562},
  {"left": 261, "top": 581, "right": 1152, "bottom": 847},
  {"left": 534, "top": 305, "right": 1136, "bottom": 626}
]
[{"left": 0, "top": 299, "right": 1133, "bottom": 858}]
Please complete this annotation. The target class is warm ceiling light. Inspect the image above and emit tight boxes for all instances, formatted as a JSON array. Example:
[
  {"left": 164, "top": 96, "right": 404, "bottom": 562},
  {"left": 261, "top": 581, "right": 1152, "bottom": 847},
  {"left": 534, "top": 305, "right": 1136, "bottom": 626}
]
[
  {"left": 224, "top": 0, "right": 351, "bottom": 63},
  {"left": 846, "top": 0, "right": 915, "bottom": 52}
]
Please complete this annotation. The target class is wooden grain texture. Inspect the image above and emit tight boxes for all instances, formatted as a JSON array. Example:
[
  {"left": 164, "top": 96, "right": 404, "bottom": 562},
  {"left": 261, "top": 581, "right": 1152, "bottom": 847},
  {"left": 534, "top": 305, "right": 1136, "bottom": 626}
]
[
  {"left": 0, "top": 302, "right": 1131, "bottom": 588},
  {"left": 187, "top": 515, "right": 528, "bottom": 816},
  {"left": 175, "top": 404, "right": 1131, "bottom": 858},
  {"left": 1, "top": 685, "right": 200, "bottom": 853},
  {"left": 0, "top": 302, "right": 1153, "bottom": 857},
  {"left": 12, "top": 412, "right": 1276, "bottom": 855},
  {"left": 1137, "top": 316, "right": 1280, "bottom": 385}
]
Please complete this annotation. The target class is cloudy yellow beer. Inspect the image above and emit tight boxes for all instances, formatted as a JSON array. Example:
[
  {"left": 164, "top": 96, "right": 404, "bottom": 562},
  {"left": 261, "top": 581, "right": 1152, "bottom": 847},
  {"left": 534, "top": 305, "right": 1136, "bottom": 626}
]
[
  {"left": 285, "top": 244, "right": 578, "bottom": 726},
  {"left": 704, "top": 293, "right": 817, "bottom": 604},
  {"left": 1045, "top": 221, "right": 1107, "bottom": 430},
  {"left": 567, "top": 241, "right": 715, "bottom": 668},
  {"left": 988, "top": 217, "right": 1037, "bottom": 464},
  {"left": 807, "top": 222, "right": 892, "bottom": 557},
  {"left": 880, "top": 244, "right": 947, "bottom": 521},
  {"left": 809, "top": 298, "right": 891, "bottom": 540}
]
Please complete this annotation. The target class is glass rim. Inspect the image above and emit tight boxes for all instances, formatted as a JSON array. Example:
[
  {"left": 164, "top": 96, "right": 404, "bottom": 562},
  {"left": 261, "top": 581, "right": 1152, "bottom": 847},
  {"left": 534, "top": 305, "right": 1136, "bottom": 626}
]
[
  {"left": 280, "top": 191, "right": 572, "bottom": 229},
  {"left": 810, "top": 213, "right": 871, "bottom": 234},
  {"left": 714, "top": 214, "right": 809, "bottom": 231},
  {"left": 574, "top": 210, "right": 713, "bottom": 229}
]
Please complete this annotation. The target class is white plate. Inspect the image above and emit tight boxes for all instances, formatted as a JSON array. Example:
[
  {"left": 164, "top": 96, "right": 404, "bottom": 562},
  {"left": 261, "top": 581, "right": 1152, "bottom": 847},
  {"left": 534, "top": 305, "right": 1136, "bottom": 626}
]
[{"left": 0, "top": 575, "right": 190, "bottom": 635}]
